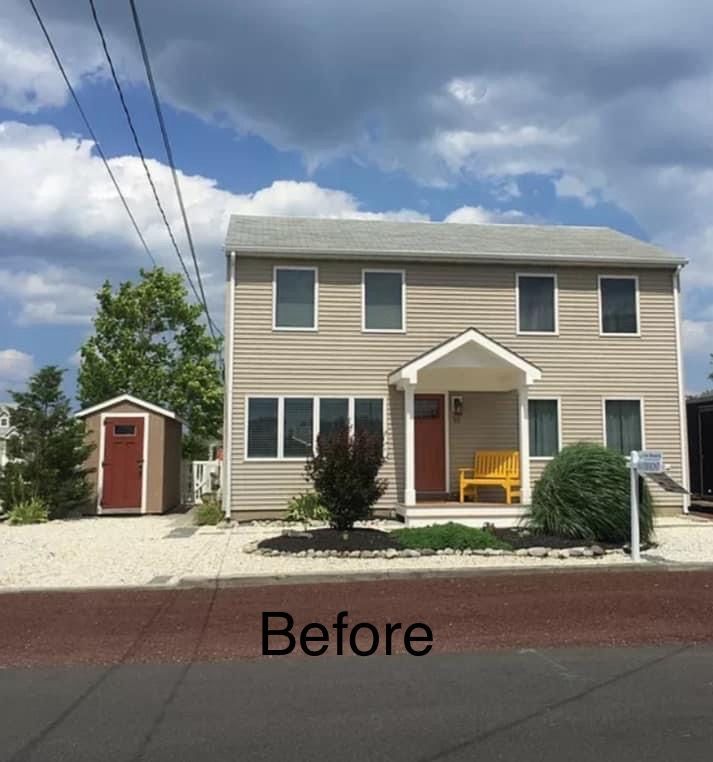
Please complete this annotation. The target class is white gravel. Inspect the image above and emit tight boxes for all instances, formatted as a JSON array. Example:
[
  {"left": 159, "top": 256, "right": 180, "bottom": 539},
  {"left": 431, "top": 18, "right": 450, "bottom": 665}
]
[{"left": 0, "top": 512, "right": 710, "bottom": 591}]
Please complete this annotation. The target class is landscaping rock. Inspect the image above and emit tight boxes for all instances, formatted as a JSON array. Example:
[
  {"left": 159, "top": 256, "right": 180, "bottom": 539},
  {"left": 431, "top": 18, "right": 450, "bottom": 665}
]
[
  {"left": 568, "top": 547, "right": 585, "bottom": 557},
  {"left": 462, "top": 548, "right": 474, "bottom": 556},
  {"left": 402, "top": 549, "right": 421, "bottom": 558},
  {"left": 243, "top": 542, "right": 258, "bottom": 554},
  {"left": 528, "top": 547, "right": 549, "bottom": 558},
  {"left": 348, "top": 550, "right": 362, "bottom": 558},
  {"left": 385, "top": 548, "right": 399, "bottom": 559},
  {"left": 581, "top": 548, "right": 595, "bottom": 557},
  {"left": 590, "top": 545, "right": 605, "bottom": 557},
  {"left": 420, "top": 548, "right": 436, "bottom": 556},
  {"left": 515, "top": 548, "right": 530, "bottom": 557},
  {"left": 296, "top": 550, "right": 307, "bottom": 558},
  {"left": 361, "top": 550, "right": 375, "bottom": 558},
  {"left": 556, "top": 549, "right": 570, "bottom": 559}
]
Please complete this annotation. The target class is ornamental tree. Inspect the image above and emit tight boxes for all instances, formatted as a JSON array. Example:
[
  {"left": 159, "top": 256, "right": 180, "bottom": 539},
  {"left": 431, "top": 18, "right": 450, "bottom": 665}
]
[
  {"left": 0, "top": 366, "right": 92, "bottom": 518},
  {"left": 77, "top": 268, "right": 223, "bottom": 458},
  {"left": 305, "top": 425, "right": 387, "bottom": 532}
]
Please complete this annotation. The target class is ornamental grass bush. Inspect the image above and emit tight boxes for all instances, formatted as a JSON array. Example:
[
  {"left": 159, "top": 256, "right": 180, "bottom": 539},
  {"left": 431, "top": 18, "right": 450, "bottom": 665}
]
[
  {"left": 195, "top": 499, "right": 223, "bottom": 526},
  {"left": 528, "top": 442, "right": 653, "bottom": 543},
  {"left": 8, "top": 497, "right": 49, "bottom": 525}
]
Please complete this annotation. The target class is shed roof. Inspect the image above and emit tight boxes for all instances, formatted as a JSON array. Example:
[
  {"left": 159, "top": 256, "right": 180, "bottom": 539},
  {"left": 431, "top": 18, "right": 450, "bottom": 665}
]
[
  {"left": 224, "top": 215, "right": 686, "bottom": 268},
  {"left": 75, "top": 394, "right": 185, "bottom": 424}
]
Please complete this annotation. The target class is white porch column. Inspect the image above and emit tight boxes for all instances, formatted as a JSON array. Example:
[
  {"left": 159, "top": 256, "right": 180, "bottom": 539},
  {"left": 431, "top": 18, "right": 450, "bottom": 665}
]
[
  {"left": 518, "top": 384, "right": 532, "bottom": 505},
  {"left": 403, "top": 382, "right": 416, "bottom": 506}
]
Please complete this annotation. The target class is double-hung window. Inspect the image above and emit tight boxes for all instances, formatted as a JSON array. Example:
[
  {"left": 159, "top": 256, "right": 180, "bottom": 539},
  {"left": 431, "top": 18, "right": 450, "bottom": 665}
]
[
  {"left": 362, "top": 270, "right": 405, "bottom": 332},
  {"left": 599, "top": 276, "right": 639, "bottom": 335},
  {"left": 604, "top": 399, "right": 643, "bottom": 455},
  {"left": 528, "top": 399, "right": 560, "bottom": 458},
  {"left": 354, "top": 398, "right": 384, "bottom": 444},
  {"left": 273, "top": 266, "right": 317, "bottom": 330},
  {"left": 517, "top": 274, "right": 557, "bottom": 334}
]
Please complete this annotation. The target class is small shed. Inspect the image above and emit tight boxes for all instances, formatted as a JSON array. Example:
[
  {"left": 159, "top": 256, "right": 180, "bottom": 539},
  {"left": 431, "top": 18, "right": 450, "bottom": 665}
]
[
  {"left": 76, "top": 394, "right": 184, "bottom": 515},
  {"left": 687, "top": 392, "right": 713, "bottom": 499}
]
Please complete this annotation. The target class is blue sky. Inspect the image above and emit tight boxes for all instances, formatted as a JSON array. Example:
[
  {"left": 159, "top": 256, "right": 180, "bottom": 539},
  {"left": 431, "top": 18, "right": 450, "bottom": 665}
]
[{"left": 1, "top": 0, "right": 712, "bottom": 401}]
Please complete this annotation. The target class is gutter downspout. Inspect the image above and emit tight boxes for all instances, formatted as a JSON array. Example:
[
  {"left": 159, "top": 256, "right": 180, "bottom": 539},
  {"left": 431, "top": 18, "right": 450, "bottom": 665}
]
[
  {"left": 222, "top": 251, "right": 236, "bottom": 521},
  {"left": 673, "top": 265, "right": 690, "bottom": 513}
]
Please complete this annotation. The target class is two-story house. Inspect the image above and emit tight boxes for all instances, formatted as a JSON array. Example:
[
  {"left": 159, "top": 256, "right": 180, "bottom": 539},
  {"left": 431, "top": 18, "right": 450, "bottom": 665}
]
[{"left": 221, "top": 215, "right": 689, "bottom": 526}]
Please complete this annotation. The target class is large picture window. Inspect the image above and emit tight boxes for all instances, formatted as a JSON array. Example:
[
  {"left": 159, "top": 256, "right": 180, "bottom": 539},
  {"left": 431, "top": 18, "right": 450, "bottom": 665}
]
[
  {"left": 283, "top": 398, "right": 314, "bottom": 457},
  {"left": 604, "top": 399, "right": 643, "bottom": 455},
  {"left": 319, "top": 398, "right": 349, "bottom": 440},
  {"left": 274, "top": 267, "right": 317, "bottom": 330},
  {"left": 600, "top": 276, "right": 638, "bottom": 335},
  {"left": 246, "top": 396, "right": 386, "bottom": 459},
  {"left": 363, "top": 270, "right": 405, "bottom": 331},
  {"left": 517, "top": 274, "right": 557, "bottom": 333},
  {"left": 247, "top": 398, "right": 278, "bottom": 458},
  {"left": 528, "top": 399, "right": 560, "bottom": 458}
]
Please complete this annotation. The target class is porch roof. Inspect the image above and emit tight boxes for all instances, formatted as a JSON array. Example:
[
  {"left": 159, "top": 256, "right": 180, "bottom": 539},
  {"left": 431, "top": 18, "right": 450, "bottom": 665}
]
[{"left": 388, "top": 327, "right": 542, "bottom": 388}]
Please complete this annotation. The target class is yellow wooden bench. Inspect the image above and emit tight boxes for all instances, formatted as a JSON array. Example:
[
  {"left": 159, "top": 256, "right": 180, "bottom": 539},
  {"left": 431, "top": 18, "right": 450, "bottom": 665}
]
[{"left": 459, "top": 450, "right": 521, "bottom": 505}]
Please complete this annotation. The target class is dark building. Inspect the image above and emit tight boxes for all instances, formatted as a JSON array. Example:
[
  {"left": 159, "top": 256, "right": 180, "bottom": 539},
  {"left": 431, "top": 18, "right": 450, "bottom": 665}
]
[{"left": 688, "top": 392, "right": 713, "bottom": 499}]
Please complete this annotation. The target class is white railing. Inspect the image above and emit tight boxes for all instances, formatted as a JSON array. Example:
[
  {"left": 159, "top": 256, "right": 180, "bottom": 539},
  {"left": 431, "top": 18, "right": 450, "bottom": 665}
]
[{"left": 190, "top": 459, "right": 222, "bottom": 504}]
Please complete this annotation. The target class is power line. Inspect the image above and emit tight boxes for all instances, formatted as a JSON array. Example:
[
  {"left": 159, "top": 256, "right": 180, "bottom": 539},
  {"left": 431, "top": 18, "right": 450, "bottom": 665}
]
[
  {"left": 27, "top": 0, "right": 156, "bottom": 267},
  {"left": 87, "top": 0, "right": 203, "bottom": 313},
  {"left": 128, "top": 0, "right": 220, "bottom": 341}
]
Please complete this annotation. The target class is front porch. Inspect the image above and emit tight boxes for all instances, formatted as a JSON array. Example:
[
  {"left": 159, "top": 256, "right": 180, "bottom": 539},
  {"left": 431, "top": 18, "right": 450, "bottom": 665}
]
[{"left": 389, "top": 328, "right": 542, "bottom": 528}]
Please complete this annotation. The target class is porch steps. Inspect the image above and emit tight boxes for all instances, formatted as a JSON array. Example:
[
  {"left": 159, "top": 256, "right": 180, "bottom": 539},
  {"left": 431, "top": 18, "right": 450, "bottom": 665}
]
[{"left": 396, "top": 503, "right": 529, "bottom": 528}]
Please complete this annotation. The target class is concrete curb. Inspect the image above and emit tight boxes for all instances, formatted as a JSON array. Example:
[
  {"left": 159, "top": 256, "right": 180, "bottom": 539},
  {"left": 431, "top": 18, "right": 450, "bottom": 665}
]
[{"left": 3, "top": 558, "right": 713, "bottom": 595}]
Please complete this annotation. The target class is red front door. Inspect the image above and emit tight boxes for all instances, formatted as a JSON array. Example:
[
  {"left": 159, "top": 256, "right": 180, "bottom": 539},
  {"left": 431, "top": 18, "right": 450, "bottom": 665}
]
[
  {"left": 415, "top": 395, "right": 446, "bottom": 493},
  {"left": 102, "top": 417, "right": 144, "bottom": 509}
]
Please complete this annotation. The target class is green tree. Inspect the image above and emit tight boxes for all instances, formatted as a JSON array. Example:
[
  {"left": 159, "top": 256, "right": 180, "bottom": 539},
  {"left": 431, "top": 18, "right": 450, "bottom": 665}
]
[
  {"left": 77, "top": 268, "right": 223, "bottom": 458},
  {"left": 0, "top": 366, "right": 92, "bottom": 518}
]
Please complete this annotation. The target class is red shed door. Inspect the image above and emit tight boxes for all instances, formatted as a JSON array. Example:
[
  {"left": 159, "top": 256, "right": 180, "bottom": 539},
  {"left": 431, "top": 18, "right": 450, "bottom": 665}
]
[
  {"left": 415, "top": 395, "right": 446, "bottom": 493},
  {"left": 102, "top": 417, "right": 144, "bottom": 509}
]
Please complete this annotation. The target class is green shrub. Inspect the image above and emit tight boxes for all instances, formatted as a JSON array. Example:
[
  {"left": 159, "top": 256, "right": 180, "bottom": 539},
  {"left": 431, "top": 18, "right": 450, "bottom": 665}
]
[
  {"left": 285, "top": 492, "right": 330, "bottom": 526},
  {"left": 8, "top": 497, "right": 49, "bottom": 525},
  {"left": 528, "top": 442, "right": 653, "bottom": 543},
  {"left": 195, "top": 500, "right": 223, "bottom": 526},
  {"left": 306, "top": 426, "right": 387, "bottom": 532},
  {"left": 391, "top": 522, "right": 511, "bottom": 551}
]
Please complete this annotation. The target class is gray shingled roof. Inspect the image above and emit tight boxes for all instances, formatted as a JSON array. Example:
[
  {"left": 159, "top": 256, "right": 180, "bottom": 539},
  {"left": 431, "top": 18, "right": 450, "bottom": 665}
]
[{"left": 224, "top": 215, "right": 686, "bottom": 267}]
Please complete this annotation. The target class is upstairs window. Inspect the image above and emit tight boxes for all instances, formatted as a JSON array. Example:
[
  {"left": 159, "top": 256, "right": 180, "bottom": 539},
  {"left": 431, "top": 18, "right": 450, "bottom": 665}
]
[
  {"left": 362, "top": 270, "right": 405, "bottom": 332},
  {"left": 274, "top": 267, "right": 317, "bottom": 330},
  {"left": 600, "top": 276, "right": 638, "bottom": 335},
  {"left": 528, "top": 399, "right": 560, "bottom": 458},
  {"left": 517, "top": 274, "right": 557, "bottom": 333},
  {"left": 605, "top": 399, "right": 643, "bottom": 455}
]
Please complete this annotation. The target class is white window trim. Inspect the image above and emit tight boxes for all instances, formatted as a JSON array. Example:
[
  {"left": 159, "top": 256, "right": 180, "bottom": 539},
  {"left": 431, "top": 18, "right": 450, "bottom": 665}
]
[
  {"left": 272, "top": 265, "right": 319, "bottom": 332},
  {"left": 598, "top": 274, "right": 640, "bottom": 337},
  {"left": 528, "top": 396, "right": 562, "bottom": 461},
  {"left": 361, "top": 268, "right": 407, "bottom": 333},
  {"left": 97, "top": 412, "right": 149, "bottom": 515},
  {"left": 602, "top": 397, "right": 646, "bottom": 452},
  {"left": 244, "top": 395, "right": 388, "bottom": 461},
  {"left": 516, "top": 273, "right": 559, "bottom": 335}
]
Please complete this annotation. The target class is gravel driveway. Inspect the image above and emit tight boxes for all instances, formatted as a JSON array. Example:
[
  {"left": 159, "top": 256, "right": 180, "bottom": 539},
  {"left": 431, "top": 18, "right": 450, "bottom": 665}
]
[{"left": 0, "top": 512, "right": 711, "bottom": 591}]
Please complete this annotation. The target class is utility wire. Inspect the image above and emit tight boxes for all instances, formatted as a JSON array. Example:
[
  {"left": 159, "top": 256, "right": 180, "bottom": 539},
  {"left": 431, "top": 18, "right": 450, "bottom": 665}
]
[
  {"left": 87, "top": 0, "right": 203, "bottom": 313},
  {"left": 27, "top": 0, "right": 156, "bottom": 267},
  {"left": 128, "top": 0, "right": 220, "bottom": 341}
]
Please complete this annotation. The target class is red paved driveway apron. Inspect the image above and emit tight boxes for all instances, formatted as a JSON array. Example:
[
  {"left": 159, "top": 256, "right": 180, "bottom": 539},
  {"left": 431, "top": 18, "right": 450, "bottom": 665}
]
[{"left": 2, "top": 569, "right": 713, "bottom": 668}]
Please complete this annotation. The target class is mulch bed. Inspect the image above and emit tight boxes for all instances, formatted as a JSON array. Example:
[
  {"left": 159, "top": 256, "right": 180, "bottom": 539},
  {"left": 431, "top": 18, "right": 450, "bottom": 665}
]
[
  {"left": 257, "top": 526, "right": 628, "bottom": 553},
  {"left": 492, "top": 528, "right": 620, "bottom": 550},
  {"left": 258, "top": 528, "right": 401, "bottom": 553}
]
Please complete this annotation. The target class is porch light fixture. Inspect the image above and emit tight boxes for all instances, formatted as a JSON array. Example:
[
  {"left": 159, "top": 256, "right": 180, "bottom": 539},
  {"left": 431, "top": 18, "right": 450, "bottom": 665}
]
[{"left": 452, "top": 395, "right": 464, "bottom": 419}]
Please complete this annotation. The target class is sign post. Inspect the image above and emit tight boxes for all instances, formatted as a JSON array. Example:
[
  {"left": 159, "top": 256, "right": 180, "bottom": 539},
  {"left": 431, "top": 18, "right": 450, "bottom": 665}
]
[
  {"left": 629, "top": 450, "right": 666, "bottom": 563},
  {"left": 629, "top": 451, "right": 641, "bottom": 562}
]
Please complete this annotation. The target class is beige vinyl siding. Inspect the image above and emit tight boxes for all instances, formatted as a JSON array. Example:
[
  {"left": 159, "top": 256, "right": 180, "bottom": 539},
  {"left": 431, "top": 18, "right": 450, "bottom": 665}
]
[{"left": 230, "top": 256, "right": 684, "bottom": 515}]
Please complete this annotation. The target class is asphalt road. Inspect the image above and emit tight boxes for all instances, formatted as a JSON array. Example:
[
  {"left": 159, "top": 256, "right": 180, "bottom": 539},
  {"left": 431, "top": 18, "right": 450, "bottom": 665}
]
[{"left": 2, "top": 645, "right": 713, "bottom": 761}]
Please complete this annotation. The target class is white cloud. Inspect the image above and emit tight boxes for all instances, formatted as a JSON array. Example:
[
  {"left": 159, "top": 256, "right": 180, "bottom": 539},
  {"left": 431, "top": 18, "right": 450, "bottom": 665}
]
[
  {"left": 553, "top": 174, "right": 598, "bottom": 208},
  {"left": 0, "top": 348, "right": 33, "bottom": 389},
  {"left": 444, "top": 206, "right": 527, "bottom": 224},
  {"left": 683, "top": 320, "right": 713, "bottom": 355}
]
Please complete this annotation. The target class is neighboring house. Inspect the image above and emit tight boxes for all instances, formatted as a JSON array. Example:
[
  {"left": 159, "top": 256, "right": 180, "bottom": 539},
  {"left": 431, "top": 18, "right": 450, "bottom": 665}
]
[
  {"left": 0, "top": 403, "right": 17, "bottom": 468},
  {"left": 687, "top": 391, "right": 713, "bottom": 500},
  {"left": 221, "top": 215, "right": 689, "bottom": 526}
]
